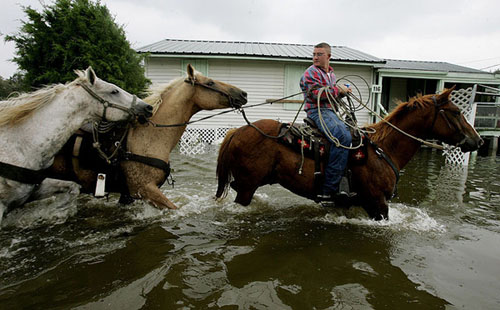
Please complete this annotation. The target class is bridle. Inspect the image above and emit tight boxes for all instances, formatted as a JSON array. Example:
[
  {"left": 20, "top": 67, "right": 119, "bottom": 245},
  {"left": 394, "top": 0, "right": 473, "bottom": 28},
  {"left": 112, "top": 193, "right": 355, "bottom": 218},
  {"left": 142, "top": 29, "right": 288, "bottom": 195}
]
[
  {"left": 184, "top": 77, "right": 240, "bottom": 108},
  {"left": 78, "top": 82, "right": 139, "bottom": 121},
  {"left": 430, "top": 96, "right": 461, "bottom": 133}
]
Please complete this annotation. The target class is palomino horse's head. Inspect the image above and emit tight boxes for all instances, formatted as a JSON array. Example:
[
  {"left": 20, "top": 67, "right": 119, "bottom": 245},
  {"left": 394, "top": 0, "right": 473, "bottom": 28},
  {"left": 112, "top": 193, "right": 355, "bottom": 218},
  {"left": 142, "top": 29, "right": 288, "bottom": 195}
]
[
  {"left": 184, "top": 64, "right": 247, "bottom": 109},
  {"left": 426, "top": 86, "right": 483, "bottom": 152},
  {"left": 75, "top": 67, "right": 153, "bottom": 122}
]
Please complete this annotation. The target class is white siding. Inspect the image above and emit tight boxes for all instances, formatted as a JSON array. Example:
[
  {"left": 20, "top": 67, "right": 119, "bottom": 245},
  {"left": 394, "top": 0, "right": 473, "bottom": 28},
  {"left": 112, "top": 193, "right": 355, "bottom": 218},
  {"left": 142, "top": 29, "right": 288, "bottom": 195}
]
[
  {"left": 146, "top": 57, "right": 182, "bottom": 83},
  {"left": 193, "top": 59, "right": 288, "bottom": 128}
]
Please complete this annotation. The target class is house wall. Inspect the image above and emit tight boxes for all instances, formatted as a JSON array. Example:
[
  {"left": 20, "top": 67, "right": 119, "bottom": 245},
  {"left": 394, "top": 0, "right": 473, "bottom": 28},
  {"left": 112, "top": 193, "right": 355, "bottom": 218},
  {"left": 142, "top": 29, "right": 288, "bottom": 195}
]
[{"left": 144, "top": 56, "right": 374, "bottom": 129}]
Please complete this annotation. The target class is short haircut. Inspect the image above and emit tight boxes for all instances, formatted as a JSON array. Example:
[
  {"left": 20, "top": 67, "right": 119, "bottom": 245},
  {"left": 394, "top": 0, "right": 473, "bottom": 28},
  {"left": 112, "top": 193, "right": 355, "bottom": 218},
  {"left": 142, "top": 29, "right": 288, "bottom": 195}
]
[{"left": 314, "top": 42, "right": 331, "bottom": 55}]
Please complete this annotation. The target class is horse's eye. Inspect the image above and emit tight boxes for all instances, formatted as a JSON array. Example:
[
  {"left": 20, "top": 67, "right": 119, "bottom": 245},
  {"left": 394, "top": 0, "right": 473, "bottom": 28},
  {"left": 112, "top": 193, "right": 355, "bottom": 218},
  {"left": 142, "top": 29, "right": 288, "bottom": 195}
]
[
  {"left": 206, "top": 81, "right": 215, "bottom": 87},
  {"left": 111, "top": 89, "right": 119, "bottom": 95}
]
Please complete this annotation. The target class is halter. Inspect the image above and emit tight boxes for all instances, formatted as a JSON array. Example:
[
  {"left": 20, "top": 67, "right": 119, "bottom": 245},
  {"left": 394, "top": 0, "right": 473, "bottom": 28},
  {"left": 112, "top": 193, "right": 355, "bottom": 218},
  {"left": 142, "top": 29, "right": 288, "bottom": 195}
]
[
  {"left": 184, "top": 77, "right": 238, "bottom": 108},
  {"left": 78, "top": 82, "right": 138, "bottom": 121},
  {"left": 430, "top": 96, "right": 460, "bottom": 133}
]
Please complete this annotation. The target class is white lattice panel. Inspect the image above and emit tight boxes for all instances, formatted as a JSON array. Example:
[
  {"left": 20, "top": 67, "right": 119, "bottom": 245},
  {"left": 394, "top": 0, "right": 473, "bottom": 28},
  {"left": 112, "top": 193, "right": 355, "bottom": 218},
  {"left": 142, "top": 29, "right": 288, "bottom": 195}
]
[
  {"left": 443, "top": 86, "right": 476, "bottom": 166},
  {"left": 179, "top": 127, "right": 232, "bottom": 156}
]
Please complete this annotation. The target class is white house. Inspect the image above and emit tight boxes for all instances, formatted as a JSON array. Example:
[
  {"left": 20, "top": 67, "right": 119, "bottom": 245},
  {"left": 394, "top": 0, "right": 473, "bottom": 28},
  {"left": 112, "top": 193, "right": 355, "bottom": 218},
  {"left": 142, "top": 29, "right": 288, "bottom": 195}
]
[{"left": 137, "top": 39, "right": 500, "bottom": 149}]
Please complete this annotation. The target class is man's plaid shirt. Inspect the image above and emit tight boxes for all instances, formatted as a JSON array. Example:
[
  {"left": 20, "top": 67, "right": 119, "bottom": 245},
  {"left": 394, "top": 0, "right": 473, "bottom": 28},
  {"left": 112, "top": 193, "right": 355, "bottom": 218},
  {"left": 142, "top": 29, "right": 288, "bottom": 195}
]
[{"left": 300, "top": 64, "right": 339, "bottom": 112}]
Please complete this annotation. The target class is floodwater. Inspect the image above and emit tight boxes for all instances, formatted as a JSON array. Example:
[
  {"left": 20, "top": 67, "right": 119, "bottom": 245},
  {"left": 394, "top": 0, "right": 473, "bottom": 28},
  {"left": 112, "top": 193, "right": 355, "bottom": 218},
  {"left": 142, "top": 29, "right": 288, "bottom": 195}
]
[{"left": 0, "top": 147, "right": 499, "bottom": 309}]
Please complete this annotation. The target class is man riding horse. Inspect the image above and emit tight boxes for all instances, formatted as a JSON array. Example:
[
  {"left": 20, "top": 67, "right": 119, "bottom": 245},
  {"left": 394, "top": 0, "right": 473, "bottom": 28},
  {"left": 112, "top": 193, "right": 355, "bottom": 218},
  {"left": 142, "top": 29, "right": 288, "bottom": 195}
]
[{"left": 299, "top": 42, "right": 353, "bottom": 203}]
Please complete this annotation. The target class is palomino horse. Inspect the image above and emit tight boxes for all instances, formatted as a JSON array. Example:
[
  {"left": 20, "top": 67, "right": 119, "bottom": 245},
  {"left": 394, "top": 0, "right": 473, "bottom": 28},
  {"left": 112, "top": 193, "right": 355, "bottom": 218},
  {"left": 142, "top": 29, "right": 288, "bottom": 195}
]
[
  {"left": 48, "top": 64, "right": 247, "bottom": 210},
  {"left": 215, "top": 87, "right": 483, "bottom": 220},
  {"left": 0, "top": 67, "right": 152, "bottom": 224}
]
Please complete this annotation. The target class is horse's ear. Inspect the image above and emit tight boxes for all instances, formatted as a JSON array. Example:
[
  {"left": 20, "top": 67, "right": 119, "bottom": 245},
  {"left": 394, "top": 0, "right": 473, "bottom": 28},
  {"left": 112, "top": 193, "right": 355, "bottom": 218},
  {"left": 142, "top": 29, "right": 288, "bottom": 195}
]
[
  {"left": 86, "top": 66, "right": 97, "bottom": 85},
  {"left": 438, "top": 85, "right": 456, "bottom": 100},
  {"left": 187, "top": 63, "right": 195, "bottom": 81}
]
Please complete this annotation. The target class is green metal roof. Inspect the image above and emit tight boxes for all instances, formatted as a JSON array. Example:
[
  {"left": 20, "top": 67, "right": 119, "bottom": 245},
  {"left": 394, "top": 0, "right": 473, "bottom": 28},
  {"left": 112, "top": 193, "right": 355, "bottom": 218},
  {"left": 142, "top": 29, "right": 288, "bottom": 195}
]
[
  {"left": 137, "top": 39, "right": 385, "bottom": 64},
  {"left": 382, "top": 59, "right": 485, "bottom": 74}
]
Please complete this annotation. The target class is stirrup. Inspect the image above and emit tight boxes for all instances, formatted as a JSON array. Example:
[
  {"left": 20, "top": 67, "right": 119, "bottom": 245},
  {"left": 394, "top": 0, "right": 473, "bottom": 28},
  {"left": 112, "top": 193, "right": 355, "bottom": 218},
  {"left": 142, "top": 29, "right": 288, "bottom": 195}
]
[{"left": 338, "top": 175, "right": 357, "bottom": 198}]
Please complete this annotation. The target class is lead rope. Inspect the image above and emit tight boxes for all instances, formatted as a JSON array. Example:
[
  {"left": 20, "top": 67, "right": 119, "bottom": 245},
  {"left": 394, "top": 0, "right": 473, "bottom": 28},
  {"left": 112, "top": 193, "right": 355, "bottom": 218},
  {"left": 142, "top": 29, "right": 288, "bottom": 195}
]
[
  {"left": 346, "top": 91, "right": 445, "bottom": 150},
  {"left": 316, "top": 86, "right": 446, "bottom": 151}
]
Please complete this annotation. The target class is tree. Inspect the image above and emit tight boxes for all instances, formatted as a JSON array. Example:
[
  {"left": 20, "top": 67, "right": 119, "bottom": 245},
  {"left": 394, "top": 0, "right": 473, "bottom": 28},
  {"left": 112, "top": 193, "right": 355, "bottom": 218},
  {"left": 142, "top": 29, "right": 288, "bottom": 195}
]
[
  {"left": 5, "top": 0, "right": 150, "bottom": 95},
  {"left": 0, "top": 73, "right": 26, "bottom": 99}
]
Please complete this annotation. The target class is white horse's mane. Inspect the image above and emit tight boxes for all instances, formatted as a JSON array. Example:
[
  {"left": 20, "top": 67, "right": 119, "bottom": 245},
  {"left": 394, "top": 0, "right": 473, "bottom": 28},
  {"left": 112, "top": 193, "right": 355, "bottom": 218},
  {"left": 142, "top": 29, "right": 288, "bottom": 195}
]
[{"left": 0, "top": 71, "right": 88, "bottom": 126}]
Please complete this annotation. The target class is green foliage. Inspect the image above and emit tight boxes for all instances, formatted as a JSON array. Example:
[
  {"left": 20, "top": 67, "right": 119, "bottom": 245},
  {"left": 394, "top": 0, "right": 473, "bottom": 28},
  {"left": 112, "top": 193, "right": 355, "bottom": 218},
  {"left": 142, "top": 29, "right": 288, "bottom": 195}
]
[
  {"left": 5, "top": 0, "right": 150, "bottom": 95},
  {"left": 0, "top": 73, "right": 26, "bottom": 99}
]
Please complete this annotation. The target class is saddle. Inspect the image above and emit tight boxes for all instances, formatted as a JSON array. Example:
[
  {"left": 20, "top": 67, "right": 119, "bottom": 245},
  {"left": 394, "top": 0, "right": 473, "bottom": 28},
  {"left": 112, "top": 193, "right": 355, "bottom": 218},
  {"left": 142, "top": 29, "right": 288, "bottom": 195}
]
[
  {"left": 277, "top": 117, "right": 368, "bottom": 204},
  {"left": 58, "top": 124, "right": 131, "bottom": 196},
  {"left": 278, "top": 117, "right": 367, "bottom": 164},
  {"left": 60, "top": 122, "right": 171, "bottom": 200}
]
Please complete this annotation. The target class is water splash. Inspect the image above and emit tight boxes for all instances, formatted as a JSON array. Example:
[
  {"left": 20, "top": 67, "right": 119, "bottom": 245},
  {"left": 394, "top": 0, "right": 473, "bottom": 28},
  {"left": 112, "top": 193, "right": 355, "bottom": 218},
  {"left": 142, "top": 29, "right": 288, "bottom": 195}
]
[
  {"left": 1, "top": 193, "right": 78, "bottom": 229},
  {"left": 317, "top": 203, "right": 446, "bottom": 233}
]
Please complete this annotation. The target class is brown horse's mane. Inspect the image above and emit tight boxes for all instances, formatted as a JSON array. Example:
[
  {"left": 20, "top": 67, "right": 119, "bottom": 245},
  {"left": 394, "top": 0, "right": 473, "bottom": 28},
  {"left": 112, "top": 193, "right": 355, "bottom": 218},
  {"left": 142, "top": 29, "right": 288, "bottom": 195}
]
[{"left": 367, "top": 93, "right": 435, "bottom": 142}]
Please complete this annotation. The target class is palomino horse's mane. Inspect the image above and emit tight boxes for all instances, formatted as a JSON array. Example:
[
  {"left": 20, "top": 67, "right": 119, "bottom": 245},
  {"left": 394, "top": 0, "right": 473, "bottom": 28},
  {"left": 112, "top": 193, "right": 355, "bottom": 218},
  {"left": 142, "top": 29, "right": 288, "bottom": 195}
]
[
  {"left": 142, "top": 77, "right": 184, "bottom": 115},
  {"left": 0, "top": 70, "right": 89, "bottom": 126},
  {"left": 143, "top": 68, "right": 203, "bottom": 115},
  {"left": 367, "top": 92, "right": 436, "bottom": 142}
]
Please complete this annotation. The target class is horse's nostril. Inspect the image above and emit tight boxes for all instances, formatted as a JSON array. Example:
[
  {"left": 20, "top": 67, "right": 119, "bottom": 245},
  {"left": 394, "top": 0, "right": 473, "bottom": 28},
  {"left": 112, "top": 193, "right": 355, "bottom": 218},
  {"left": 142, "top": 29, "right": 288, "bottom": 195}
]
[
  {"left": 242, "top": 91, "right": 247, "bottom": 98},
  {"left": 146, "top": 105, "right": 153, "bottom": 112}
]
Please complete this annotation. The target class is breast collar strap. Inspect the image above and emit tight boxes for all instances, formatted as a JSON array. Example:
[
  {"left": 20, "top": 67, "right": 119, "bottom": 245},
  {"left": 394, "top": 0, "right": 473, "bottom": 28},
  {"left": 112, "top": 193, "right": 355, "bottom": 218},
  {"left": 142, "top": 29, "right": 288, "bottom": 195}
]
[
  {"left": 365, "top": 136, "right": 400, "bottom": 184},
  {"left": 121, "top": 152, "right": 171, "bottom": 176},
  {"left": 0, "top": 161, "right": 48, "bottom": 185}
]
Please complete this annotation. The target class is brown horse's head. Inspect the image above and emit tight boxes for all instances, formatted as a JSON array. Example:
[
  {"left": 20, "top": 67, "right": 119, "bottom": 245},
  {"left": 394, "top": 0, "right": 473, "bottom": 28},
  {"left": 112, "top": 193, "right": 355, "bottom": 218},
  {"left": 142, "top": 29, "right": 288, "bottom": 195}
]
[
  {"left": 427, "top": 86, "right": 483, "bottom": 152},
  {"left": 185, "top": 64, "right": 247, "bottom": 109}
]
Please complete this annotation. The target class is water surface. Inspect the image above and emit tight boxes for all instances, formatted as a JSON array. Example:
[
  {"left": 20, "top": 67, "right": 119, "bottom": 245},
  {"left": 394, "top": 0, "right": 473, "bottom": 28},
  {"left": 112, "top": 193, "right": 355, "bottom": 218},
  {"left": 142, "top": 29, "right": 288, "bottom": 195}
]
[{"left": 0, "top": 148, "right": 499, "bottom": 309}]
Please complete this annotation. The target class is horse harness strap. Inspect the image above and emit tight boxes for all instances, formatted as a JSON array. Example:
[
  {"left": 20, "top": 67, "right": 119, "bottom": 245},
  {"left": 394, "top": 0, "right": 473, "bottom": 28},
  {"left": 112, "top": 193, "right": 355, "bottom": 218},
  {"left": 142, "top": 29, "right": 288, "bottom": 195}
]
[
  {"left": 78, "top": 82, "right": 138, "bottom": 120},
  {"left": 69, "top": 130, "right": 171, "bottom": 177},
  {"left": 365, "top": 137, "right": 400, "bottom": 184},
  {"left": 0, "top": 161, "right": 48, "bottom": 185},
  {"left": 184, "top": 77, "right": 236, "bottom": 108},
  {"left": 121, "top": 152, "right": 171, "bottom": 176},
  {"left": 430, "top": 96, "right": 454, "bottom": 133}
]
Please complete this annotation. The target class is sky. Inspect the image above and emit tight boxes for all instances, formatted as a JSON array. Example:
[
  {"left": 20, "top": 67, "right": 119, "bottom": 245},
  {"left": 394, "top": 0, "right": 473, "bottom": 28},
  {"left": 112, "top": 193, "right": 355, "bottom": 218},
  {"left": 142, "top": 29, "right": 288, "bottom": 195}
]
[{"left": 1, "top": 0, "right": 499, "bottom": 78}]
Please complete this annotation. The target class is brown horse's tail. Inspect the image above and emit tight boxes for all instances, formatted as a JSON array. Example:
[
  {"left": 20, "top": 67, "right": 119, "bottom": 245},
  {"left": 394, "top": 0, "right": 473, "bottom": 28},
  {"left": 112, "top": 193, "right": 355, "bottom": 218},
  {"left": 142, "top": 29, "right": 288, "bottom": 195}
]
[{"left": 215, "top": 128, "right": 237, "bottom": 199}]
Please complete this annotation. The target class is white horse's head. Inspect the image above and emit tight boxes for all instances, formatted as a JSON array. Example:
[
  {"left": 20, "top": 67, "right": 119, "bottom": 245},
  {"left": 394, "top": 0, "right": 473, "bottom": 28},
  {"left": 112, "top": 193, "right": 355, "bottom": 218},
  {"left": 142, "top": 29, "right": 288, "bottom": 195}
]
[{"left": 75, "top": 67, "right": 153, "bottom": 122}]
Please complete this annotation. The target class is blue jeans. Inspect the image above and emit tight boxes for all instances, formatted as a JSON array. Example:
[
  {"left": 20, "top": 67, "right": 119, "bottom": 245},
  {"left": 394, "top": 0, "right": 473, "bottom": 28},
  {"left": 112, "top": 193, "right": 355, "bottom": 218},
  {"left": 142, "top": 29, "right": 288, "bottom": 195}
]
[{"left": 307, "top": 108, "right": 351, "bottom": 193}]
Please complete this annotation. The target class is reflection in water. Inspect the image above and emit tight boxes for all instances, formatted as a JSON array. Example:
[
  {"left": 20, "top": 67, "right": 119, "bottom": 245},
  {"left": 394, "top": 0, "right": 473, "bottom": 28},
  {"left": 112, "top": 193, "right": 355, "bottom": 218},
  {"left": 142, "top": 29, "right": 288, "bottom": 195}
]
[{"left": 0, "top": 149, "right": 498, "bottom": 309}]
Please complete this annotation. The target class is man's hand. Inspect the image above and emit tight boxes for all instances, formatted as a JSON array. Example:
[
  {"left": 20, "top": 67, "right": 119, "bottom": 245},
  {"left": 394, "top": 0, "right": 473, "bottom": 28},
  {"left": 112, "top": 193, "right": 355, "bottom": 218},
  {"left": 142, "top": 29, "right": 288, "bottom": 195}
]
[{"left": 337, "top": 84, "right": 352, "bottom": 96}]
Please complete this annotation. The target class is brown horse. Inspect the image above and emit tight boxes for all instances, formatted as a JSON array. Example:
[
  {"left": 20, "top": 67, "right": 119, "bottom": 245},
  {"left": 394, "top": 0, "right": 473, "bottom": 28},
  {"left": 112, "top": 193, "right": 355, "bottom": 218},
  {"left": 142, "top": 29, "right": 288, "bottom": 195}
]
[
  {"left": 215, "top": 87, "right": 483, "bottom": 220},
  {"left": 49, "top": 64, "right": 247, "bottom": 209}
]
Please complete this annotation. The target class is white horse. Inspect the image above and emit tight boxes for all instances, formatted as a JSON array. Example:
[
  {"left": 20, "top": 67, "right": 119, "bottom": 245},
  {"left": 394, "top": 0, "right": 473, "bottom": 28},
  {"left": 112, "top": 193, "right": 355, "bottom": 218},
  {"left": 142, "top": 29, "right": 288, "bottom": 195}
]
[{"left": 0, "top": 67, "right": 152, "bottom": 224}]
